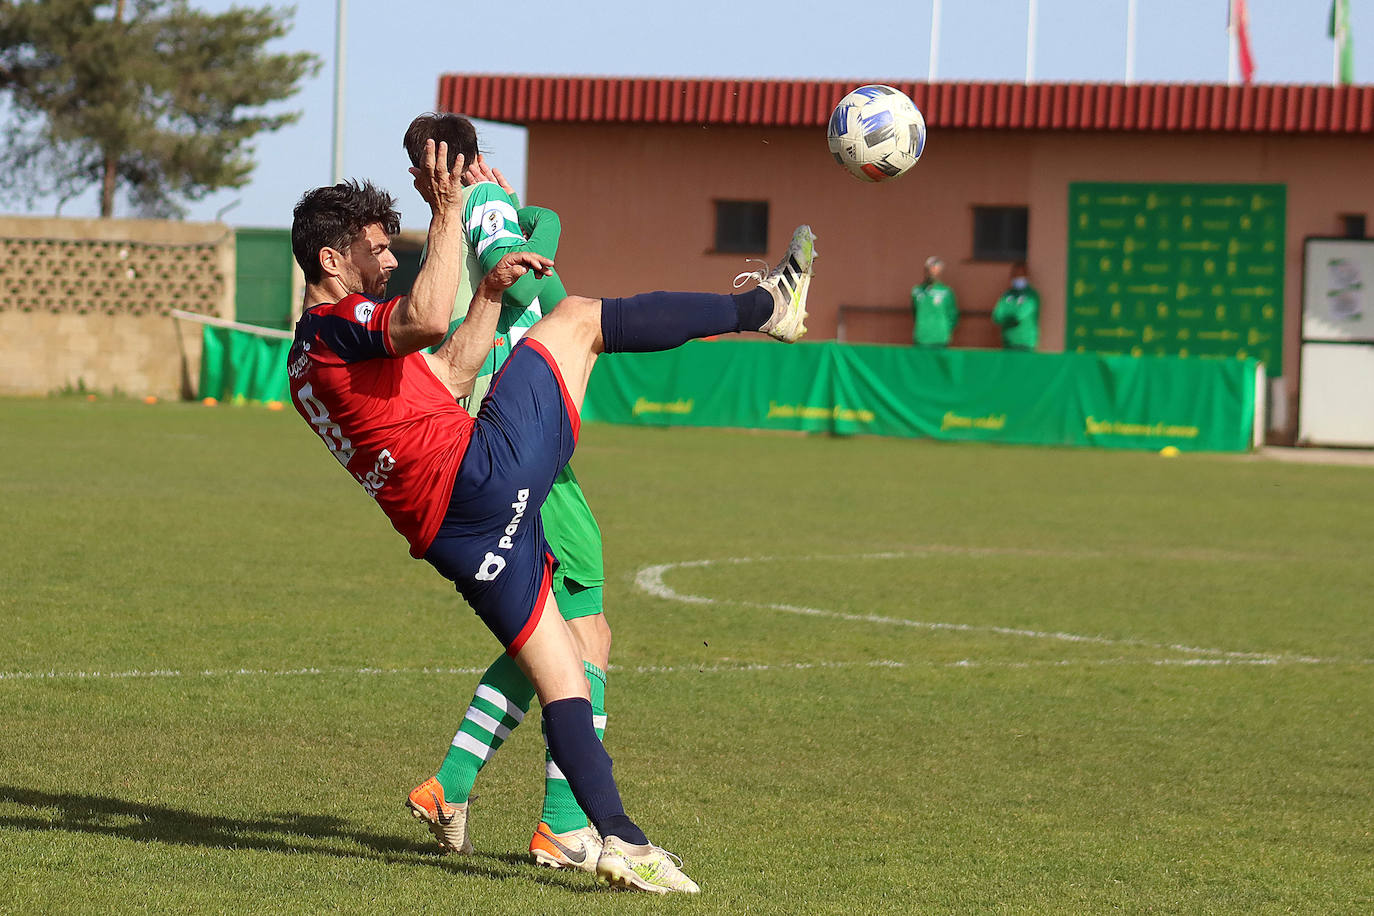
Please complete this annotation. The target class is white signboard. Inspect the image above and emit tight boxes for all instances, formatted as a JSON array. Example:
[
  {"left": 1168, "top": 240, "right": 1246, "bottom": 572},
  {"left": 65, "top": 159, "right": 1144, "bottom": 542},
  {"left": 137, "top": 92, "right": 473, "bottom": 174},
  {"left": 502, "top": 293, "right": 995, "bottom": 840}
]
[
  {"left": 1298, "top": 342, "right": 1374, "bottom": 447},
  {"left": 1303, "top": 238, "right": 1374, "bottom": 342}
]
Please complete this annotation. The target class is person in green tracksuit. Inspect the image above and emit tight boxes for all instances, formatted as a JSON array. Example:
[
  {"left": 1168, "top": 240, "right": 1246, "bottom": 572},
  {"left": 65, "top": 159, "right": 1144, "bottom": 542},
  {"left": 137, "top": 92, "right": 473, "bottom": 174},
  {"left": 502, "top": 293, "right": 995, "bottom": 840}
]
[
  {"left": 400, "top": 113, "right": 612, "bottom": 872},
  {"left": 991, "top": 262, "right": 1040, "bottom": 351},
  {"left": 911, "top": 255, "right": 958, "bottom": 346}
]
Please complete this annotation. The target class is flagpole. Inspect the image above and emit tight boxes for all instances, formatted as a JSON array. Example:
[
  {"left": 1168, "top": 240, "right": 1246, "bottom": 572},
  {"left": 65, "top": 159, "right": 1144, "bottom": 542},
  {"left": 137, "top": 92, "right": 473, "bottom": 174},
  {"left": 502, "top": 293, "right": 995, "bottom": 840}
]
[
  {"left": 1125, "top": 0, "right": 1138, "bottom": 83},
  {"left": 332, "top": 0, "right": 347, "bottom": 183},
  {"left": 1026, "top": 0, "right": 1038, "bottom": 84},
  {"left": 1226, "top": 0, "right": 1238, "bottom": 85},
  {"left": 1334, "top": 8, "right": 1341, "bottom": 87},
  {"left": 929, "top": 0, "right": 942, "bottom": 83}
]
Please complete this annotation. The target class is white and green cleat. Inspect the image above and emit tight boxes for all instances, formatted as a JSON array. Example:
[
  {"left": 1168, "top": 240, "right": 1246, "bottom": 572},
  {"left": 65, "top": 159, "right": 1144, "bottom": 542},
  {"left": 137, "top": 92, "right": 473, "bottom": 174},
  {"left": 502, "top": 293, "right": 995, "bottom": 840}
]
[
  {"left": 596, "top": 836, "right": 700, "bottom": 894},
  {"left": 736, "top": 224, "right": 818, "bottom": 343}
]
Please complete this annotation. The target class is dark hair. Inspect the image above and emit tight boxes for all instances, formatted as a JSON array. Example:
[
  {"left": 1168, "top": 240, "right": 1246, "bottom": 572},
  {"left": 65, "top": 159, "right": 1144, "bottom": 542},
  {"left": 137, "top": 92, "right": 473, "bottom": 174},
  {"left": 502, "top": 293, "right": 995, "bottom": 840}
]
[
  {"left": 291, "top": 180, "right": 400, "bottom": 284},
  {"left": 403, "top": 112, "right": 480, "bottom": 173}
]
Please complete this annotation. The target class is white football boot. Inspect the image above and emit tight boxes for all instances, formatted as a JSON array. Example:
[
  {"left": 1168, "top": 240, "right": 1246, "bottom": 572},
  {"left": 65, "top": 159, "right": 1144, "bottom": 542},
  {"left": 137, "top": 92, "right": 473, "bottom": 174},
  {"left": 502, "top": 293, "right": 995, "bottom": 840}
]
[
  {"left": 595, "top": 835, "right": 700, "bottom": 894},
  {"left": 733, "top": 224, "right": 818, "bottom": 343}
]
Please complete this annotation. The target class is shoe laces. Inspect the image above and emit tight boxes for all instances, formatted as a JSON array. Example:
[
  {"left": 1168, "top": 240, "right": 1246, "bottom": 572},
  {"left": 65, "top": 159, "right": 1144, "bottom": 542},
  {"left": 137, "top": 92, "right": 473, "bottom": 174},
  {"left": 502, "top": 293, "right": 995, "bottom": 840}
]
[
  {"left": 732, "top": 258, "right": 770, "bottom": 289},
  {"left": 651, "top": 846, "right": 685, "bottom": 870}
]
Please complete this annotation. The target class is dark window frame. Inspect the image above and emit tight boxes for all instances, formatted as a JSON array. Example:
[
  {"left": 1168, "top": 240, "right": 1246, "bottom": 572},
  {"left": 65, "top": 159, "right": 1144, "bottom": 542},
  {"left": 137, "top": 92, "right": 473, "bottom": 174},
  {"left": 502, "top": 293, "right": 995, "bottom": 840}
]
[
  {"left": 712, "top": 199, "right": 770, "bottom": 254},
  {"left": 971, "top": 205, "right": 1029, "bottom": 262}
]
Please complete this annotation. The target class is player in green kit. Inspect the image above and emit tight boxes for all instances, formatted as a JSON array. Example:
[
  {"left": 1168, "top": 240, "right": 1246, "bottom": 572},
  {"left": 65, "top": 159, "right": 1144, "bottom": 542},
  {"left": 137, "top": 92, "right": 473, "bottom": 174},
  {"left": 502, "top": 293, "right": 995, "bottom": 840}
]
[{"left": 401, "top": 113, "right": 613, "bottom": 872}]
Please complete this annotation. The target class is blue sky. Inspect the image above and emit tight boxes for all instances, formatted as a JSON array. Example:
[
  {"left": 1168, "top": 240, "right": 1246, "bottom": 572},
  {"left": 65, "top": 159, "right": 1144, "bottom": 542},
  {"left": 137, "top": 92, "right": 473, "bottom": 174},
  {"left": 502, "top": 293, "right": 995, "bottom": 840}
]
[{"left": 4, "top": 0, "right": 1359, "bottom": 228}]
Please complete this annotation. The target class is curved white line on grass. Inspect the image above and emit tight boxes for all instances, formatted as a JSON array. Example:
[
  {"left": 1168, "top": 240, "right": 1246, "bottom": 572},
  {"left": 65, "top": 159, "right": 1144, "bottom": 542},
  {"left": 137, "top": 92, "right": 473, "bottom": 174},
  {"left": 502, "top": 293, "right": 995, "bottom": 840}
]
[
  {"left": 634, "top": 550, "right": 1348, "bottom": 665},
  {"left": 1, "top": 546, "right": 1360, "bottom": 684}
]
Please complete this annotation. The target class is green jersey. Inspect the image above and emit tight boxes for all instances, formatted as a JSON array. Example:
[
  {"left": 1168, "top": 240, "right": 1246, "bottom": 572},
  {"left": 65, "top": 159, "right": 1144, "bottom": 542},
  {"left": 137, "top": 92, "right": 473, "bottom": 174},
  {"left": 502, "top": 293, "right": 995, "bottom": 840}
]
[
  {"left": 911, "top": 281, "right": 958, "bottom": 346},
  {"left": 430, "top": 181, "right": 602, "bottom": 589},
  {"left": 445, "top": 181, "right": 569, "bottom": 409},
  {"left": 992, "top": 286, "right": 1040, "bottom": 350}
]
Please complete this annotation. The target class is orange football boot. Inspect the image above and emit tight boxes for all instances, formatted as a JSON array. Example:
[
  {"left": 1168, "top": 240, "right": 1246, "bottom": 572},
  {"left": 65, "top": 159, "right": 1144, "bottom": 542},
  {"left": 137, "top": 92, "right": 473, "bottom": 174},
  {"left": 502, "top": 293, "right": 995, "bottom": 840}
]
[{"left": 405, "top": 777, "right": 472, "bottom": 854}]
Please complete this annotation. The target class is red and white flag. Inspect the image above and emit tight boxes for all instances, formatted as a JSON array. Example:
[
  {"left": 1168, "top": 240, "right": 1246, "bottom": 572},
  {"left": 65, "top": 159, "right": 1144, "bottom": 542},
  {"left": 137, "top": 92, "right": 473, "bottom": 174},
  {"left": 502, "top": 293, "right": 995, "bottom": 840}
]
[{"left": 1229, "top": 0, "right": 1256, "bottom": 83}]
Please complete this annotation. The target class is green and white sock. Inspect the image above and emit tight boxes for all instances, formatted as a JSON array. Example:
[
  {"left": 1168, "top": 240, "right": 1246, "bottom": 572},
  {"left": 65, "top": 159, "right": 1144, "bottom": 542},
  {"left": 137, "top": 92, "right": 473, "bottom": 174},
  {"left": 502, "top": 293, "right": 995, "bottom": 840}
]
[
  {"left": 435, "top": 653, "right": 535, "bottom": 801},
  {"left": 539, "top": 660, "right": 606, "bottom": 833}
]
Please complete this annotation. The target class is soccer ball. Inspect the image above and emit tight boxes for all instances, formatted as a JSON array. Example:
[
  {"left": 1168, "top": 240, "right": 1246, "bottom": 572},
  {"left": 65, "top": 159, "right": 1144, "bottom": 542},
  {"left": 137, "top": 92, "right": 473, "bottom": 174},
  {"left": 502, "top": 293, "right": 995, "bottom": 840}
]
[{"left": 826, "top": 85, "right": 926, "bottom": 183}]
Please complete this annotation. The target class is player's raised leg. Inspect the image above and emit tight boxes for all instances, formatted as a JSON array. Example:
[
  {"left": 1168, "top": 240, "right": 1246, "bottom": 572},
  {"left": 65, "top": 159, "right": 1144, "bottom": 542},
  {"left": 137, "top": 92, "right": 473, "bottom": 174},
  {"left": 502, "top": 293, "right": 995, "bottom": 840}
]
[{"left": 524, "top": 224, "right": 818, "bottom": 412}]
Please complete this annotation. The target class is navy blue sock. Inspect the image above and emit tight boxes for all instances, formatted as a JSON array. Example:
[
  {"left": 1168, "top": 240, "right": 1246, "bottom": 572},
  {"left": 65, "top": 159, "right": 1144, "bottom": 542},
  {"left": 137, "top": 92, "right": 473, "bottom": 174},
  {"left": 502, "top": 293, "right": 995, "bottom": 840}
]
[
  {"left": 542, "top": 697, "right": 649, "bottom": 845},
  {"left": 600, "top": 288, "right": 773, "bottom": 353}
]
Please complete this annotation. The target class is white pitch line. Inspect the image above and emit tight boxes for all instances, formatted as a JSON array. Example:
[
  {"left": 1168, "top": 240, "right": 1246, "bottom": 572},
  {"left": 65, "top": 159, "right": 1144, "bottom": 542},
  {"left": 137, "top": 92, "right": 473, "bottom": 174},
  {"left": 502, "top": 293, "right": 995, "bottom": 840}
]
[
  {"left": 0, "top": 656, "right": 1313, "bottom": 685},
  {"left": 633, "top": 551, "right": 1356, "bottom": 666},
  {"left": 0, "top": 665, "right": 487, "bottom": 683}
]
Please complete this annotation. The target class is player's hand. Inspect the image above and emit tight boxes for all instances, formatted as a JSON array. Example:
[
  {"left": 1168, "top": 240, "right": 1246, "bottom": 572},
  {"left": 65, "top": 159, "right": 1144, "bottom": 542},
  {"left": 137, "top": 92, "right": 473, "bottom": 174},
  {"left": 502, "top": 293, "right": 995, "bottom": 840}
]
[
  {"left": 461, "top": 154, "right": 516, "bottom": 197},
  {"left": 481, "top": 251, "right": 554, "bottom": 292},
  {"left": 409, "top": 139, "right": 464, "bottom": 215},
  {"left": 461, "top": 154, "right": 497, "bottom": 187},
  {"left": 490, "top": 166, "right": 516, "bottom": 197}
]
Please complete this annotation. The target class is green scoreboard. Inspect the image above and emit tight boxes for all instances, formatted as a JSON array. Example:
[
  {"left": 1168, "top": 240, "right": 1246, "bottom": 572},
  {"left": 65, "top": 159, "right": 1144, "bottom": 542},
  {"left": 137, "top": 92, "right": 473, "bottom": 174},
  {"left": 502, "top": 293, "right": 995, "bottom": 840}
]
[{"left": 1066, "top": 182, "right": 1285, "bottom": 375}]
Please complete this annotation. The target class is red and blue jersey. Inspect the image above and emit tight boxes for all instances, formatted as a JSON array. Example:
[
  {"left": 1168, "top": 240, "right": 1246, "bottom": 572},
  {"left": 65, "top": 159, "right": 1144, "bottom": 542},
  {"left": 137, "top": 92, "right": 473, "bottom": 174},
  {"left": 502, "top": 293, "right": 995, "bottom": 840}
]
[{"left": 287, "top": 294, "right": 473, "bottom": 557}]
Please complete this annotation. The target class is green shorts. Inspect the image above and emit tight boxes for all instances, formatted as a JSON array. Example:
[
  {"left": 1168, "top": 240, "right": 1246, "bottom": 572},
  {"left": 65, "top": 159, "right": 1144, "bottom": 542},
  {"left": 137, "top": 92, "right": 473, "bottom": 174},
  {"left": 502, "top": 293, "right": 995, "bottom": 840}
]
[{"left": 554, "top": 579, "right": 603, "bottom": 621}]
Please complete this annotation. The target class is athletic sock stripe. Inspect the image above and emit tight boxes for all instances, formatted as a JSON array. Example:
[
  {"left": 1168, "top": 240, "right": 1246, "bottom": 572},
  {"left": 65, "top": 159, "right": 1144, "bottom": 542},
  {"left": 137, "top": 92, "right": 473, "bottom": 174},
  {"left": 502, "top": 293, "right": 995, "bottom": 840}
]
[
  {"left": 592, "top": 714, "right": 607, "bottom": 731},
  {"left": 470, "top": 695, "right": 521, "bottom": 728},
  {"left": 465, "top": 706, "right": 513, "bottom": 740},
  {"left": 475, "top": 684, "right": 526, "bottom": 723},
  {"left": 545, "top": 760, "right": 567, "bottom": 781},
  {"left": 452, "top": 731, "right": 498, "bottom": 762}
]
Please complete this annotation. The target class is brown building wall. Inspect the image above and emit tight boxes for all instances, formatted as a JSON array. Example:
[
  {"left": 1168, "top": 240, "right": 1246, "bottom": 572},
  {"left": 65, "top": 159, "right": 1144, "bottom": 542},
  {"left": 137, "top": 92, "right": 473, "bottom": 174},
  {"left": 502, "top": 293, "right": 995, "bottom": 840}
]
[{"left": 522, "top": 122, "right": 1373, "bottom": 419}]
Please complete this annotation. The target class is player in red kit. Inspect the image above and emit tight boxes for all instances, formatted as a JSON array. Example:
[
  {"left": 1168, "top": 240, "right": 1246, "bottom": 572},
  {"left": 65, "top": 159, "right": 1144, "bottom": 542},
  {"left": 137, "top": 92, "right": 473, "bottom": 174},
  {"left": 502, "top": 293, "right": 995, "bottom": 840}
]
[{"left": 287, "top": 140, "right": 816, "bottom": 893}]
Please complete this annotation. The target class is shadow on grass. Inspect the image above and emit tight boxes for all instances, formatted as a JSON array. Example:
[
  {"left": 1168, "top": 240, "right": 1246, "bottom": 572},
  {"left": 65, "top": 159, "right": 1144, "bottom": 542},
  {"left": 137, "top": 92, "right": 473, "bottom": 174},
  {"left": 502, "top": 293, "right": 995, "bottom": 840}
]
[{"left": 0, "top": 785, "right": 596, "bottom": 892}]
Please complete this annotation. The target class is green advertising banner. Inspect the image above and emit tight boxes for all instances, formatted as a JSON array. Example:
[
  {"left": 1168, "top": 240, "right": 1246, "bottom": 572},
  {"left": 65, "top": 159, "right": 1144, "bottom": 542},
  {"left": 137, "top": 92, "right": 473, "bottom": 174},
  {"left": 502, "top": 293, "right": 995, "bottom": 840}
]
[
  {"left": 1066, "top": 182, "right": 1285, "bottom": 376},
  {"left": 583, "top": 341, "right": 1258, "bottom": 453},
  {"left": 199, "top": 325, "right": 291, "bottom": 403}
]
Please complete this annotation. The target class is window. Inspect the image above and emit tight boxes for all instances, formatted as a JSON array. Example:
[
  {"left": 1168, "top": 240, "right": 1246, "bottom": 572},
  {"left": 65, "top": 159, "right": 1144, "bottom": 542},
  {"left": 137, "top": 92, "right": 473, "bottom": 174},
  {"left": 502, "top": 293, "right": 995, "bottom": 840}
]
[
  {"left": 1341, "top": 213, "right": 1367, "bottom": 239},
  {"left": 972, "top": 206, "right": 1029, "bottom": 261},
  {"left": 714, "top": 200, "right": 769, "bottom": 253}
]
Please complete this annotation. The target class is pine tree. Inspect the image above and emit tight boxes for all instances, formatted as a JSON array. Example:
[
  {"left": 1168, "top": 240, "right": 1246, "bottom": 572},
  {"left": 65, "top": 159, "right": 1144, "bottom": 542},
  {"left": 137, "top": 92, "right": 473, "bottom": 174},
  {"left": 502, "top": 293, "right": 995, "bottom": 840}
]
[{"left": 0, "top": 0, "right": 319, "bottom": 217}]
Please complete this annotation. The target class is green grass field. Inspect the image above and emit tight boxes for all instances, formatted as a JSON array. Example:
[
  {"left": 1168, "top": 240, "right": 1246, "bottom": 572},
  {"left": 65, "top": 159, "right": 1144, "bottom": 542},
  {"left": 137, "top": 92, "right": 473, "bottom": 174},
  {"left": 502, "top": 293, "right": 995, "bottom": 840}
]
[{"left": 2, "top": 398, "right": 1371, "bottom": 914}]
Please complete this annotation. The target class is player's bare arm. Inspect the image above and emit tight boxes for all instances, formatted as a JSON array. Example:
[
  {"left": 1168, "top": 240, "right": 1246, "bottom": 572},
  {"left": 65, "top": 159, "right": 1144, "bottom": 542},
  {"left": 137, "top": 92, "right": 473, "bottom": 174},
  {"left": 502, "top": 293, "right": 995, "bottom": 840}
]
[
  {"left": 427, "top": 251, "right": 555, "bottom": 398},
  {"left": 387, "top": 139, "right": 467, "bottom": 356}
]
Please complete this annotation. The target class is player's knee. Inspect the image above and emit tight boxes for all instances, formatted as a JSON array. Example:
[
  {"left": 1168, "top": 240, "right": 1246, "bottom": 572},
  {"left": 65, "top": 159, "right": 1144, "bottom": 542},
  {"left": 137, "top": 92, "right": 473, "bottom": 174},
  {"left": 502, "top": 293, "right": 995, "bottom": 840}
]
[
  {"left": 593, "top": 614, "right": 612, "bottom": 656},
  {"left": 571, "top": 612, "right": 612, "bottom": 668},
  {"left": 552, "top": 296, "right": 602, "bottom": 329},
  {"left": 540, "top": 296, "right": 603, "bottom": 351}
]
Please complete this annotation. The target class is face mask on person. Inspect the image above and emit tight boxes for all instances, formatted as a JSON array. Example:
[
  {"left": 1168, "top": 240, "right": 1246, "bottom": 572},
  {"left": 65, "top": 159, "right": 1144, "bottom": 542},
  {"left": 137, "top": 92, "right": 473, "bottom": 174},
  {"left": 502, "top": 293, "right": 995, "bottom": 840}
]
[{"left": 1011, "top": 277, "right": 1028, "bottom": 290}]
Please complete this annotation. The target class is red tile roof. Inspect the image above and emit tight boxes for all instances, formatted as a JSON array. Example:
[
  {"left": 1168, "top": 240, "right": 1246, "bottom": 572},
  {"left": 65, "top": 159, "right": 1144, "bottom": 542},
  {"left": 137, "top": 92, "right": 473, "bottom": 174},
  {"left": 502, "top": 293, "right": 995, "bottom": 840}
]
[{"left": 438, "top": 75, "right": 1374, "bottom": 134}]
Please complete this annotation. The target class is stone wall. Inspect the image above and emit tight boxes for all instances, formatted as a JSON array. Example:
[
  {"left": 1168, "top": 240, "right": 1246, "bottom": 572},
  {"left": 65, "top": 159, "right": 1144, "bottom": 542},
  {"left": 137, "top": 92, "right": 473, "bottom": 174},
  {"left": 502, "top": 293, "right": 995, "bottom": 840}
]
[{"left": 0, "top": 215, "right": 234, "bottom": 398}]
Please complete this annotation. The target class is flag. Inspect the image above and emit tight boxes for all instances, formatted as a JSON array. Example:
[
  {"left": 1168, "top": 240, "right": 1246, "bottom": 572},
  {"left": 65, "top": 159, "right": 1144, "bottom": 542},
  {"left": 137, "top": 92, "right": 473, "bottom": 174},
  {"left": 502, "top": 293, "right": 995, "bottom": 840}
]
[
  {"left": 1330, "top": 0, "right": 1355, "bottom": 85},
  {"left": 1230, "top": 0, "right": 1256, "bottom": 84}
]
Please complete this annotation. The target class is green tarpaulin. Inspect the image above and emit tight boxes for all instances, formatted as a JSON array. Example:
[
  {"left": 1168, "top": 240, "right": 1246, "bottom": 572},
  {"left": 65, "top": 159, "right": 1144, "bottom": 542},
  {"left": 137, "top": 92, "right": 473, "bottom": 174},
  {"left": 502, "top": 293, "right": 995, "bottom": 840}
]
[
  {"left": 195, "top": 327, "right": 1258, "bottom": 452},
  {"left": 582, "top": 341, "right": 1258, "bottom": 453},
  {"left": 199, "top": 325, "right": 292, "bottom": 403}
]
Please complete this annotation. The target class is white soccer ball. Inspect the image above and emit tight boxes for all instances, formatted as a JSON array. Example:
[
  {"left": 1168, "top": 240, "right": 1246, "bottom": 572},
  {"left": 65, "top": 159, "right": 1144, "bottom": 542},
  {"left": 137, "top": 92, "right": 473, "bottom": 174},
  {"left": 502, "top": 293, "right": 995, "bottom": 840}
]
[{"left": 826, "top": 85, "right": 926, "bottom": 183}]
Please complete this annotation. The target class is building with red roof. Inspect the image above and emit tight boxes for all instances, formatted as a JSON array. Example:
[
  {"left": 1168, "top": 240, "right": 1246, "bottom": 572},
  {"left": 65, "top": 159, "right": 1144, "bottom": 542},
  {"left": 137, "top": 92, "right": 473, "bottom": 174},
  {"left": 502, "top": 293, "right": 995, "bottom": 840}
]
[{"left": 438, "top": 75, "right": 1374, "bottom": 438}]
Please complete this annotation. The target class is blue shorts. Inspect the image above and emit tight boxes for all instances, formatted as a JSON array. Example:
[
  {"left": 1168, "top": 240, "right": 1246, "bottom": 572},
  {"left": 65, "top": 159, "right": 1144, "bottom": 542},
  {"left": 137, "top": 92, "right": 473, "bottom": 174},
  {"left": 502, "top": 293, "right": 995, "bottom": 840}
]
[{"left": 423, "top": 339, "right": 581, "bottom": 653}]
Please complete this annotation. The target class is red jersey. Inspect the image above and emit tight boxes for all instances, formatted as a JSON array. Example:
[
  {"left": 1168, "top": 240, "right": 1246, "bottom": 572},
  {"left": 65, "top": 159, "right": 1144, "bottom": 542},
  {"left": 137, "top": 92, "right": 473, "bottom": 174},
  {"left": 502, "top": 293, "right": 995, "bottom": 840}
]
[{"left": 287, "top": 293, "right": 473, "bottom": 557}]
